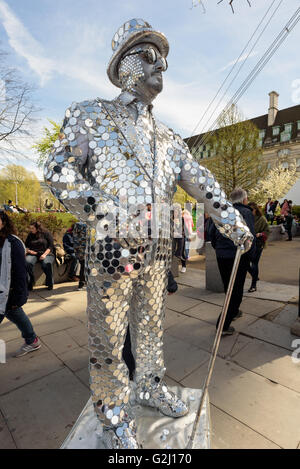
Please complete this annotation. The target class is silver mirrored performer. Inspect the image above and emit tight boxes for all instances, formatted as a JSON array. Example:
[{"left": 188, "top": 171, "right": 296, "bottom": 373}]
[{"left": 45, "top": 18, "right": 253, "bottom": 449}]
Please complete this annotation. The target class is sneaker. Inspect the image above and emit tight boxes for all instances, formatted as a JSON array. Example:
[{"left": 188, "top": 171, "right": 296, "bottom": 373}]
[
  {"left": 221, "top": 326, "right": 235, "bottom": 337},
  {"left": 180, "top": 267, "right": 186, "bottom": 273},
  {"left": 248, "top": 286, "right": 256, "bottom": 293},
  {"left": 78, "top": 283, "right": 86, "bottom": 291},
  {"left": 14, "top": 337, "right": 41, "bottom": 357}
]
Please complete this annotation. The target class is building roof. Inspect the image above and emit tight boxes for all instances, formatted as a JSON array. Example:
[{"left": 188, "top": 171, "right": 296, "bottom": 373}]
[{"left": 186, "top": 103, "right": 300, "bottom": 150}]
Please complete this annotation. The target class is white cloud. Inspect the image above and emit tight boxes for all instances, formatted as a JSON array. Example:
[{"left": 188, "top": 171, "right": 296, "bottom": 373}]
[
  {"left": 219, "top": 51, "right": 257, "bottom": 72},
  {"left": 0, "top": 0, "right": 55, "bottom": 85},
  {"left": 0, "top": 0, "right": 114, "bottom": 96},
  {"left": 155, "top": 77, "right": 228, "bottom": 137}
]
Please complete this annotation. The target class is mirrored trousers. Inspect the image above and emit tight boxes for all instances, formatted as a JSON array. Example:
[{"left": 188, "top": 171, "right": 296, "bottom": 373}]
[{"left": 86, "top": 252, "right": 171, "bottom": 429}]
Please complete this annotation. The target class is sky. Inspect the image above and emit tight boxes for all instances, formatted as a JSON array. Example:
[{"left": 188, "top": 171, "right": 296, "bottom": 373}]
[{"left": 0, "top": 0, "right": 300, "bottom": 183}]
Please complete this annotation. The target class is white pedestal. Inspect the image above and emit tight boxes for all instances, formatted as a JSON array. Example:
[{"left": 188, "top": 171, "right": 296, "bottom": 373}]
[{"left": 61, "top": 386, "right": 210, "bottom": 449}]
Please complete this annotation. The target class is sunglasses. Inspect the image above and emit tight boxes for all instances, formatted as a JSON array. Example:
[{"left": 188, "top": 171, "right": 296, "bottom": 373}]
[{"left": 124, "top": 47, "right": 168, "bottom": 70}]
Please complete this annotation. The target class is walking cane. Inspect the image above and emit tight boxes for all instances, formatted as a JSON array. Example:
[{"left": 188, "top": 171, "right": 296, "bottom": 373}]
[{"left": 186, "top": 244, "right": 244, "bottom": 449}]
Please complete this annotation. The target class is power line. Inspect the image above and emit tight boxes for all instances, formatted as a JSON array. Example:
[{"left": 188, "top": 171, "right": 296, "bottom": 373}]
[
  {"left": 199, "top": 6, "right": 300, "bottom": 148},
  {"left": 187, "top": 0, "right": 283, "bottom": 148},
  {"left": 193, "top": 5, "right": 300, "bottom": 153}
]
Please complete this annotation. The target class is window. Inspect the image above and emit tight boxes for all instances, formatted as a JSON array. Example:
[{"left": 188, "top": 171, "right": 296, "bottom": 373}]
[
  {"left": 297, "top": 121, "right": 300, "bottom": 130},
  {"left": 272, "top": 126, "right": 280, "bottom": 136},
  {"left": 284, "top": 123, "right": 292, "bottom": 133},
  {"left": 259, "top": 129, "right": 266, "bottom": 139},
  {"left": 280, "top": 132, "right": 291, "bottom": 143}
]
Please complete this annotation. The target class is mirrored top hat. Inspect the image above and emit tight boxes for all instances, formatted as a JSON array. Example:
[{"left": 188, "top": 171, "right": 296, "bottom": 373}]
[{"left": 107, "top": 18, "right": 169, "bottom": 88}]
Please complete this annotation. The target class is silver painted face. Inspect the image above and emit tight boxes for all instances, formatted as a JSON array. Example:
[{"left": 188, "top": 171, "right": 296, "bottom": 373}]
[
  {"left": 119, "top": 44, "right": 165, "bottom": 100},
  {"left": 119, "top": 54, "right": 145, "bottom": 93}
]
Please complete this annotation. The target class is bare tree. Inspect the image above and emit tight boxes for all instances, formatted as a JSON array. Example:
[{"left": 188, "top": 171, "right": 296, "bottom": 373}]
[
  {"left": 191, "top": 104, "right": 265, "bottom": 195},
  {"left": 0, "top": 50, "right": 38, "bottom": 161},
  {"left": 217, "top": 0, "right": 251, "bottom": 14},
  {"left": 192, "top": 0, "right": 252, "bottom": 13}
]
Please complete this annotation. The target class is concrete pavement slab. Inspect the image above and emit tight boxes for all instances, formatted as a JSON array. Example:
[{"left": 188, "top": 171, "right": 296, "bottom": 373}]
[
  {"left": 163, "top": 375, "right": 181, "bottom": 387},
  {"left": 231, "top": 338, "right": 300, "bottom": 393},
  {"left": 65, "top": 324, "right": 88, "bottom": 347},
  {"left": 182, "top": 302, "right": 222, "bottom": 323},
  {"left": 230, "top": 313, "right": 259, "bottom": 332},
  {"left": 211, "top": 405, "right": 281, "bottom": 449},
  {"left": 33, "top": 317, "right": 83, "bottom": 339},
  {"left": 177, "top": 268, "right": 206, "bottom": 289},
  {"left": 166, "top": 294, "right": 201, "bottom": 313},
  {"left": 273, "top": 304, "right": 299, "bottom": 327},
  {"left": 243, "top": 279, "right": 298, "bottom": 303},
  {"left": 181, "top": 357, "right": 300, "bottom": 448},
  {"left": 53, "top": 294, "right": 87, "bottom": 313},
  {"left": 180, "top": 287, "right": 225, "bottom": 306},
  {"left": 0, "top": 341, "right": 63, "bottom": 394},
  {"left": 228, "top": 334, "right": 254, "bottom": 358},
  {"left": 75, "top": 367, "right": 89, "bottom": 389},
  {"left": 241, "top": 297, "right": 285, "bottom": 317},
  {"left": 0, "top": 412, "right": 16, "bottom": 449},
  {"left": 164, "top": 308, "right": 188, "bottom": 330},
  {"left": 41, "top": 330, "right": 79, "bottom": 355},
  {"left": 25, "top": 298, "right": 50, "bottom": 314},
  {"left": 178, "top": 286, "right": 211, "bottom": 301},
  {"left": 184, "top": 302, "right": 258, "bottom": 332},
  {"left": 0, "top": 368, "right": 90, "bottom": 449},
  {"left": 0, "top": 320, "right": 22, "bottom": 343},
  {"left": 33, "top": 282, "right": 80, "bottom": 299},
  {"left": 164, "top": 334, "right": 210, "bottom": 382},
  {"left": 244, "top": 318, "right": 298, "bottom": 351},
  {"left": 58, "top": 347, "right": 89, "bottom": 372},
  {"left": 166, "top": 318, "right": 251, "bottom": 359}
]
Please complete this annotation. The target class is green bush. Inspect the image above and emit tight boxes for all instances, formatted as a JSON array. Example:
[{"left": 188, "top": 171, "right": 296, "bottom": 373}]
[
  {"left": 8, "top": 212, "right": 78, "bottom": 242},
  {"left": 292, "top": 205, "right": 300, "bottom": 218}
]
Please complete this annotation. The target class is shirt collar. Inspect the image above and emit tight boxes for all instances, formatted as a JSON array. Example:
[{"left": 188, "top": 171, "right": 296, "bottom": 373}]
[{"left": 118, "top": 91, "right": 153, "bottom": 114}]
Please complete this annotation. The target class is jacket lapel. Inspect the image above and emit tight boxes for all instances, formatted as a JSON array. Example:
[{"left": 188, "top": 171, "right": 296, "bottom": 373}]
[{"left": 101, "top": 99, "right": 153, "bottom": 183}]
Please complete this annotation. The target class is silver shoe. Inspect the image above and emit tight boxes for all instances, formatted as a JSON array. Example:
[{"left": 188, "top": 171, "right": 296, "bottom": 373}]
[
  {"left": 102, "top": 420, "right": 141, "bottom": 449},
  {"left": 135, "top": 381, "right": 189, "bottom": 418}
]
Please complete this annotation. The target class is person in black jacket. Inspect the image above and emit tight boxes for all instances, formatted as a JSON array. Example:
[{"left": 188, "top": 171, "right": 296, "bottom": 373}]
[
  {"left": 63, "top": 224, "right": 79, "bottom": 280},
  {"left": 0, "top": 211, "right": 41, "bottom": 357},
  {"left": 25, "top": 222, "right": 55, "bottom": 291},
  {"left": 209, "top": 188, "right": 256, "bottom": 336},
  {"left": 285, "top": 209, "right": 294, "bottom": 241}
]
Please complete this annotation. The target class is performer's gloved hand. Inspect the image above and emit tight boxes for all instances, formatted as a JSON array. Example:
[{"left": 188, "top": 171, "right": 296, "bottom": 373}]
[{"left": 239, "top": 231, "right": 254, "bottom": 253}]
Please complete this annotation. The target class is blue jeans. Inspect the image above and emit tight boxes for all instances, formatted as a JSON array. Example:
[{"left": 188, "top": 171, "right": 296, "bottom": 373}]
[
  {"left": 68, "top": 253, "right": 78, "bottom": 277},
  {"left": 26, "top": 254, "right": 54, "bottom": 288},
  {"left": 5, "top": 306, "right": 36, "bottom": 345}
]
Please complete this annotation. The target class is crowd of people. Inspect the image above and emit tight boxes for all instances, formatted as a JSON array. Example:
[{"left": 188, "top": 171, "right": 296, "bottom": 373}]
[
  {"left": 0, "top": 190, "right": 298, "bottom": 352},
  {"left": 264, "top": 197, "right": 296, "bottom": 241}
]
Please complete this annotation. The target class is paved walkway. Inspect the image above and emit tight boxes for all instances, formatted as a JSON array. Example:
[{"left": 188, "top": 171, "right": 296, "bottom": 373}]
[
  {"left": 189, "top": 237, "right": 300, "bottom": 286},
  {"left": 0, "top": 266, "right": 299, "bottom": 449}
]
